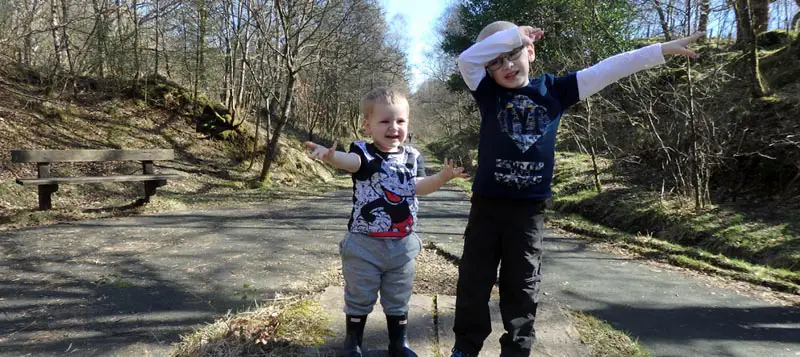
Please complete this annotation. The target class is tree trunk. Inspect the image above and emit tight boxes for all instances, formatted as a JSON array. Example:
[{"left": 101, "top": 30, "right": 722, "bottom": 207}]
[
  {"left": 154, "top": 0, "right": 160, "bottom": 75},
  {"left": 735, "top": 0, "right": 771, "bottom": 97},
  {"left": 267, "top": 93, "right": 276, "bottom": 146},
  {"left": 668, "top": 0, "right": 676, "bottom": 36},
  {"left": 236, "top": 37, "right": 249, "bottom": 125},
  {"left": 59, "top": 0, "right": 74, "bottom": 75},
  {"left": 181, "top": 9, "right": 190, "bottom": 81},
  {"left": 23, "top": 32, "right": 33, "bottom": 66},
  {"left": 736, "top": 0, "right": 746, "bottom": 41},
  {"left": 193, "top": 1, "right": 206, "bottom": 102},
  {"left": 164, "top": 37, "right": 172, "bottom": 78},
  {"left": 751, "top": 0, "right": 769, "bottom": 34},
  {"left": 652, "top": 0, "right": 672, "bottom": 40},
  {"left": 50, "top": 0, "right": 62, "bottom": 74},
  {"left": 132, "top": 0, "right": 140, "bottom": 80},
  {"left": 223, "top": 41, "right": 232, "bottom": 106},
  {"left": 698, "top": 0, "right": 710, "bottom": 35},
  {"left": 259, "top": 74, "right": 297, "bottom": 183},
  {"left": 248, "top": 100, "right": 265, "bottom": 171},
  {"left": 92, "top": 0, "right": 108, "bottom": 77},
  {"left": 684, "top": 0, "right": 692, "bottom": 36},
  {"left": 236, "top": 2, "right": 249, "bottom": 122},
  {"left": 686, "top": 58, "right": 701, "bottom": 209},
  {"left": 736, "top": 0, "right": 770, "bottom": 44},
  {"left": 586, "top": 99, "right": 602, "bottom": 193},
  {"left": 22, "top": 1, "right": 39, "bottom": 66},
  {"left": 115, "top": 0, "right": 123, "bottom": 77},
  {"left": 223, "top": 0, "right": 233, "bottom": 110}
]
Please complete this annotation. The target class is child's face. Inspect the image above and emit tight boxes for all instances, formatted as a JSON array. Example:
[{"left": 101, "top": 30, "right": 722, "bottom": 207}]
[
  {"left": 487, "top": 44, "right": 535, "bottom": 89},
  {"left": 364, "top": 101, "right": 409, "bottom": 152}
]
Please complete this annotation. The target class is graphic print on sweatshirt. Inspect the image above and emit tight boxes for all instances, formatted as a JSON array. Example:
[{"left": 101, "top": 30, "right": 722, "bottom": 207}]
[
  {"left": 495, "top": 94, "right": 550, "bottom": 189},
  {"left": 348, "top": 141, "right": 424, "bottom": 238}
]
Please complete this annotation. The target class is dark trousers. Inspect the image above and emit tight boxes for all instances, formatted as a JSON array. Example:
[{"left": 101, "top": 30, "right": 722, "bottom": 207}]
[{"left": 453, "top": 195, "right": 545, "bottom": 356}]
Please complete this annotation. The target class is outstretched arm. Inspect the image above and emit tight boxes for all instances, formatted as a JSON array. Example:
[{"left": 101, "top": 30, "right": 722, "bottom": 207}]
[
  {"left": 304, "top": 141, "right": 361, "bottom": 173},
  {"left": 415, "top": 158, "right": 469, "bottom": 196},
  {"left": 577, "top": 32, "right": 705, "bottom": 100}
]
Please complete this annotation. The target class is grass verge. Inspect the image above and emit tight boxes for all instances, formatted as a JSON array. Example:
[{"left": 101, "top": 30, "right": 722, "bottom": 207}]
[
  {"left": 552, "top": 151, "right": 800, "bottom": 271},
  {"left": 170, "top": 267, "right": 344, "bottom": 357},
  {"left": 549, "top": 212, "right": 800, "bottom": 294},
  {"left": 550, "top": 151, "right": 800, "bottom": 294},
  {"left": 570, "top": 312, "right": 652, "bottom": 357},
  {"left": 170, "top": 299, "right": 333, "bottom": 357}
]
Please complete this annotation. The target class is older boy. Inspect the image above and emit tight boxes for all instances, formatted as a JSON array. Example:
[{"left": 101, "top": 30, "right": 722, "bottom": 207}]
[{"left": 450, "top": 21, "right": 704, "bottom": 357}]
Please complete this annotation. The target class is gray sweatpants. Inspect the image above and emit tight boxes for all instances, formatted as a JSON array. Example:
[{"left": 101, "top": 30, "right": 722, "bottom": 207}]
[{"left": 340, "top": 232, "right": 422, "bottom": 316}]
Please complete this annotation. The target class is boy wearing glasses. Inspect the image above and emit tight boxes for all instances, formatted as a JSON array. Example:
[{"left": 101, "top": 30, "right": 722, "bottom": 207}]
[{"left": 449, "top": 21, "right": 704, "bottom": 357}]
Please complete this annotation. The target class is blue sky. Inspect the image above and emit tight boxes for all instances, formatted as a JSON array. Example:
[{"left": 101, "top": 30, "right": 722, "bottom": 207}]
[{"left": 382, "top": 0, "right": 448, "bottom": 91}]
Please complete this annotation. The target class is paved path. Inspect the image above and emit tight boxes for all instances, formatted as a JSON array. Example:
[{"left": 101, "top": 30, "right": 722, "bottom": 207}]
[
  {"left": 2, "top": 185, "right": 799, "bottom": 357},
  {"left": 309, "top": 286, "right": 588, "bottom": 357},
  {"left": 0, "top": 191, "right": 352, "bottom": 356},
  {"left": 430, "top": 188, "right": 800, "bottom": 357},
  {"left": 0, "top": 187, "right": 471, "bottom": 356}
]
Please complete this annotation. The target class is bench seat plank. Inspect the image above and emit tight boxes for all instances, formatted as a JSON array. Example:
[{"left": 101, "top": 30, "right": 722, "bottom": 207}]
[{"left": 16, "top": 174, "right": 181, "bottom": 185}]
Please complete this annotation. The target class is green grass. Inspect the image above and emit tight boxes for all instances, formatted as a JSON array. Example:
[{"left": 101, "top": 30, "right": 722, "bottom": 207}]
[
  {"left": 450, "top": 178, "right": 473, "bottom": 196},
  {"left": 170, "top": 298, "right": 333, "bottom": 357},
  {"left": 549, "top": 212, "right": 799, "bottom": 293},
  {"left": 571, "top": 312, "right": 652, "bottom": 357},
  {"left": 419, "top": 144, "right": 474, "bottom": 196},
  {"left": 551, "top": 152, "right": 800, "bottom": 275}
]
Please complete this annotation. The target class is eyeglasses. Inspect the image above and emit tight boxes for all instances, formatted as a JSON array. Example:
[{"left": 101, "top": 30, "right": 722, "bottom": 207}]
[{"left": 485, "top": 46, "right": 524, "bottom": 71}]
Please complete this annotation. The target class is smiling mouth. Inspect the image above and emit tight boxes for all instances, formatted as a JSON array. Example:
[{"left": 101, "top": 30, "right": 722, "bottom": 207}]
[
  {"left": 386, "top": 135, "right": 400, "bottom": 140},
  {"left": 504, "top": 71, "right": 518, "bottom": 80}
]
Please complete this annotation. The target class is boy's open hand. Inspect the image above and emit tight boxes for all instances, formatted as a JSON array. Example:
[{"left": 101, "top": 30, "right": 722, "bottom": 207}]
[
  {"left": 662, "top": 32, "right": 706, "bottom": 58},
  {"left": 441, "top": 158, "right": 469, "bottom": 180},
  {"left": 518, "top": 26, "right": 544, "bottom": 46},
  {"left": 304, "top": 140, "right": 337, "bottom": 162}
]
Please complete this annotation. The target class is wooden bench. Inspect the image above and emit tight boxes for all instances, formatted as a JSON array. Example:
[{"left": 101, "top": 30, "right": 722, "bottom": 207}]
[{"left": 11, "top": 149, "right": 182, "bottom": 210}]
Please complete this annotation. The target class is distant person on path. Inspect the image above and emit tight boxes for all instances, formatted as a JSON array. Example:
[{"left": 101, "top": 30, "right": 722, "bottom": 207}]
[
  {"left": 449, "top": 20, "right": 705, "bottom": 357},
  {"left": 305, "top": 86, "right": 468, "bottom": 357}
]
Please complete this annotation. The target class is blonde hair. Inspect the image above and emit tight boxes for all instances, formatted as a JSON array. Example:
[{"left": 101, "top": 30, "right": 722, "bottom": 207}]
[
  {"left": 476, "top": 21, "right": 517, "bottom": 42},
  {"left": 359, "top": 86, "right": 408, "bottom": 120}
]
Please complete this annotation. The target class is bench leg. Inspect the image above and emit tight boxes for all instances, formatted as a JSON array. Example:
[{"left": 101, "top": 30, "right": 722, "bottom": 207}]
[
  {"left": 143, "top": 180, "right": 167, "bottom": 203},
  {"left": 38, "top": 184, "right": 58, "bottom": 211}
]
